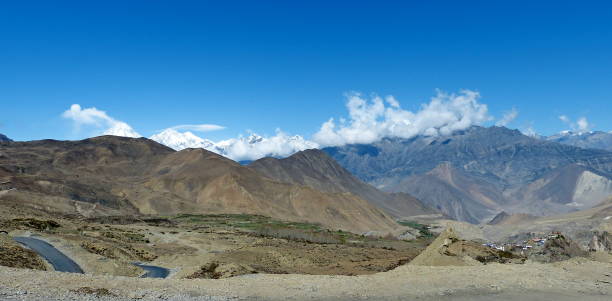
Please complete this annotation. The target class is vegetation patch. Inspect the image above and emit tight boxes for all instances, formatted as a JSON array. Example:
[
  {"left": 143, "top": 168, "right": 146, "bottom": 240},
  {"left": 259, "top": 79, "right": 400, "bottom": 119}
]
[
  {"left": 102, "top": 230, "right": 149, "bottom": 243},
  {"left": 85, "top": 215, "right": 176, "bottom": 227},
  {"left": 253, "top": 227, "right": 344, "bottom": 244},
  {"left": 7, "top": 218, "right": 60, "bottom": 231},
  {"left": 172, "top": 213, "right": 323, "bottom": 231},
  {"left": 398, "top": 221, "right": 434, "bottom": 238},
  {"left": 71, "top": 287, "right": 115, "bottom": 297},
  {"left": 81, "top": 241, "right": 121, "bottom": 259},
  {"left": 0, "top": 236, "right": 47, "bottom": 270}
]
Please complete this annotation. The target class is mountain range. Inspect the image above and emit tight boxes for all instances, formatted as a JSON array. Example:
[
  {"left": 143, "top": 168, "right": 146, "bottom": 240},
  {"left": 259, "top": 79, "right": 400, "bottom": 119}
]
[
  {"left": 0, "top": 136, "right": 402, "bottom": 234},
  {"left": 3, "top": 125, "right": 612, "bottom": 227},
  {"left": 149, "top": 129, "right": 317, "bottom": 162},
  {"left": 545, "top": 130, "right": 612, "bottom": 151},
  {"left": 323, "top": 126, "right": 612, "bottom": 223}
]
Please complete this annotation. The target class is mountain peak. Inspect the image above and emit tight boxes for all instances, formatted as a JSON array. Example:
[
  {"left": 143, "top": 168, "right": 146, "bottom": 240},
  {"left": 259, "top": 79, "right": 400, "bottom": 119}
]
[
  {"left": 150, "top": 128, "right": 215, "bottom": 151},
  {"left": 102, "top": 122, "right": 142, "bottom": 138},
  {"left": 250, "top": 149, "right": 432, "bottom": 218},
  {"left": 546, "top": 130, "right": 612, "bottom": 151},
  {"left": 288, "top": 148, "right": 330, "bottom": 160},
  {"left": 247, "top": 133, "right": 263, "bottom": 144},
  {"left": 0, "top": 134, "right": 12, "bottom": 142}
]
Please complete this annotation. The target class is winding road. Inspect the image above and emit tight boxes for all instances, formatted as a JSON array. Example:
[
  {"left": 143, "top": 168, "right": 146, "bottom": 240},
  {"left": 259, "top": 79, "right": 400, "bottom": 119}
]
[
  {"left": 132, "top": 262, "right": 170, "bottom": 278},
  {"left": 13, "top": 236, "right": 170, "bottom": 278},
  {"left": 13, "top": 236, "right": 84, "bottom": 273}
]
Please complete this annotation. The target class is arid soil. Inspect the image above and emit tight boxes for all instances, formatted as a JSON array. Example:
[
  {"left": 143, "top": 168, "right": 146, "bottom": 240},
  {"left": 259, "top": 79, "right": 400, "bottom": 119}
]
[
  {"left": 0, "top": 200, "right": 432, "bottom": 279},
  {"left": 0, "top": 137, "right": 404, "bottom": 234},
  {"left": 2, "top": 198, "right": 610, "bottom": 300},
  {"left": 0, "top": 256, "right": 610, "bottom": 300}
]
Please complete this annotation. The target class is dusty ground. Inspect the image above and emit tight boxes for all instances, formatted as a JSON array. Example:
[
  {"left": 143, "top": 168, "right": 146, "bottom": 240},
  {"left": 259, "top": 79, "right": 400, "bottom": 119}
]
[
  {"left": 0, "top": 257, "right": 610, "bottom": 300},
  {"left": 2, "top": 203, "right": 610, "bottom": 300},
  {"left": 0, "top": 203, "right": 432, "bottom": 279},
  {"left": 406, "top": 200, "right": 612, "bottom": 249}
]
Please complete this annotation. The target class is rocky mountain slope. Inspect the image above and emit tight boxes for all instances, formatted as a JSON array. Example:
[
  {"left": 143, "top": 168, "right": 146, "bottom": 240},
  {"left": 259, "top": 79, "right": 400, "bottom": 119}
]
[
  {"left": 249, "top": 149, "right": 433, "bottom": 218},
  {"left": 513, "top": 164, "right": 612, "bottom": 211},
  {"left": 546, "top": 130, "right": 612, "bottom": 151},
  {"left": 323, "top": 126, "right": 612, "bottom": 223},
  {"left": 396, "top": 162, "right": 509, "bottom": 223},
  {"left": 487, "top": 211, "right": 537, "bottom": 226},
  {"left": 0, "top": 136, "right": 399, "bottom": 234},
  {"left": 0, "top": 134, "right": 11, "bottom": 142}
]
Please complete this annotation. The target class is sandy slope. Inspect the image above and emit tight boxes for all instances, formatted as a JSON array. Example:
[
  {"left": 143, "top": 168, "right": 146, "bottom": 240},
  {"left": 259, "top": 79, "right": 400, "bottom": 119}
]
[{"left": 0, "top": 257, "right": 610, "bottom": 301}]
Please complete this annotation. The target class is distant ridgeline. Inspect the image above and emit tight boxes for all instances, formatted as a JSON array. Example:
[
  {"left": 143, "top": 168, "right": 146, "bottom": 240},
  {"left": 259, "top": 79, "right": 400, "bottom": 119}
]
[{"left": 323, "top": 126, "right": 612, "bottom": 224}]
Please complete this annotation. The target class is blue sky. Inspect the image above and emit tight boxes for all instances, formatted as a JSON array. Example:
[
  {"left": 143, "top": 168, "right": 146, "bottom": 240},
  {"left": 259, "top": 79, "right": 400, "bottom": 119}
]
[{"left": 1, "top": 1, "right": 611, "bottom": 142}]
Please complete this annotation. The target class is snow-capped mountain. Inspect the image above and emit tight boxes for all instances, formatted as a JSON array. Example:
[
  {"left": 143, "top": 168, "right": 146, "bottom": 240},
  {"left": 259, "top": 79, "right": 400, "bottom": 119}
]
[
  {"left": 212, "top": 133, "right": 319, "bottom": 161},
  {"left": 149, "top": 129, "right": 318, "bottom": 161},
  {"left": 103, "top": 122, "right": 141, "bottom": 138},
  {"left": 546, "top": 130, "right": 612, "bottom": 152},
  {"left": 150, "top": 128, "right": 215, "bottom": 150}
]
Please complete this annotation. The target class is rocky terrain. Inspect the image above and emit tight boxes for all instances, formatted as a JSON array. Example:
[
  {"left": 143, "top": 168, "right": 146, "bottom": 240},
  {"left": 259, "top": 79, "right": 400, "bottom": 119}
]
[
  {"left": 0, "top": 136, "right": 401, "bottom": 234},
  {"left": 405, "top": 197, "right": 612, "bottom": 255},
  {"left": 487, "top": 211, "right": 538, "bottom": 225},
  {"left": 0, "top": 249, "right": 610, "bottom": 301},
  {"left": 546, "top": 130, "right": 612, "bottom": 152},
  {"left": 249, "top": 149, "right": 433, "bottom": 218},
  {"left": 1, "top": 131, "right": 611, "bottom": 300},
  {"left": 1, "top": 199, "right": 609, "bottom": 300},
  {"left": 0, "top": 194, "right": 433, "bottom": 279},
  {"left": 323, "top": 126, "right": 612, "bottom": 223}
]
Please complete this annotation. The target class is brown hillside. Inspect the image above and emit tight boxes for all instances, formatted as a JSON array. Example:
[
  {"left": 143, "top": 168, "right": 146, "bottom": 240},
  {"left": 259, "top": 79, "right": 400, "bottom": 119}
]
[
  {"left": 0, "top": 136, "right": 399, "bottom": 234},
  {"left": 249, "top": 149, "right": 433, "bottom": 218}
]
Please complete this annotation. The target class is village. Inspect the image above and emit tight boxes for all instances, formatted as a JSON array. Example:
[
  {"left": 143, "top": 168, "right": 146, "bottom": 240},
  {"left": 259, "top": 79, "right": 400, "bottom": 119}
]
[{"left": 480, "top": 231, "right": 591, "bottom": 262}]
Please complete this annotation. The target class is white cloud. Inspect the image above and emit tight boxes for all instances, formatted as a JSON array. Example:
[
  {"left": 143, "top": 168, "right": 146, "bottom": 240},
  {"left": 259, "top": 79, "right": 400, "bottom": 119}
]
[
  {"left": 313, "top": 90, "right": 491, "bottom": 146},
  {"left": 150, "top": 128, "right": 215, "bottom": 150},
  {"left": 558, "top": 115, "right": 591, "bottom": 133},
  {"left": 62, "top": 104, "right": 141, "bottom": 138},
  {"left": 149, "top": 127, "right": 318, "bottom": 161},
  {"left": 170, "top": 124, "right": 225, "bottom": 132},
  {"left": 576, "top": 117, "right": 589, "bottom": 132},
  {"left": 59, "top": 90, "right": 500, "bottom": 161},
  {"left": 495, "top": 108, "right": 518, "bottom": 127},
  {"left": 521, "top": 127, "right": 538, "bottom": 138},
  {"left": 213, "top": 130, "right": 318, "bottom": 161},
  {"left": 62, "top": 104, "right": 316, "bottom": 161}
]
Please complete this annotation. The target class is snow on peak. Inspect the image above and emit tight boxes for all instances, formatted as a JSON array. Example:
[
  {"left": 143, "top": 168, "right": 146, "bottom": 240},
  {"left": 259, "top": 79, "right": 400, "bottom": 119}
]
[
  {"left": 103, "top": 122, "right": 142, "bottom": 138},
  {"left": 247, "top": 133, "right": 264, "bottom": 144},
  {"left": 150, "top": 128, "right": 214, "bottom": 150},
  {"left": 150, "top": 129, "right": 318, "bottom": 161},
  {"left": 213, "top": 131, "right": 318, "bottom": 161}
]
